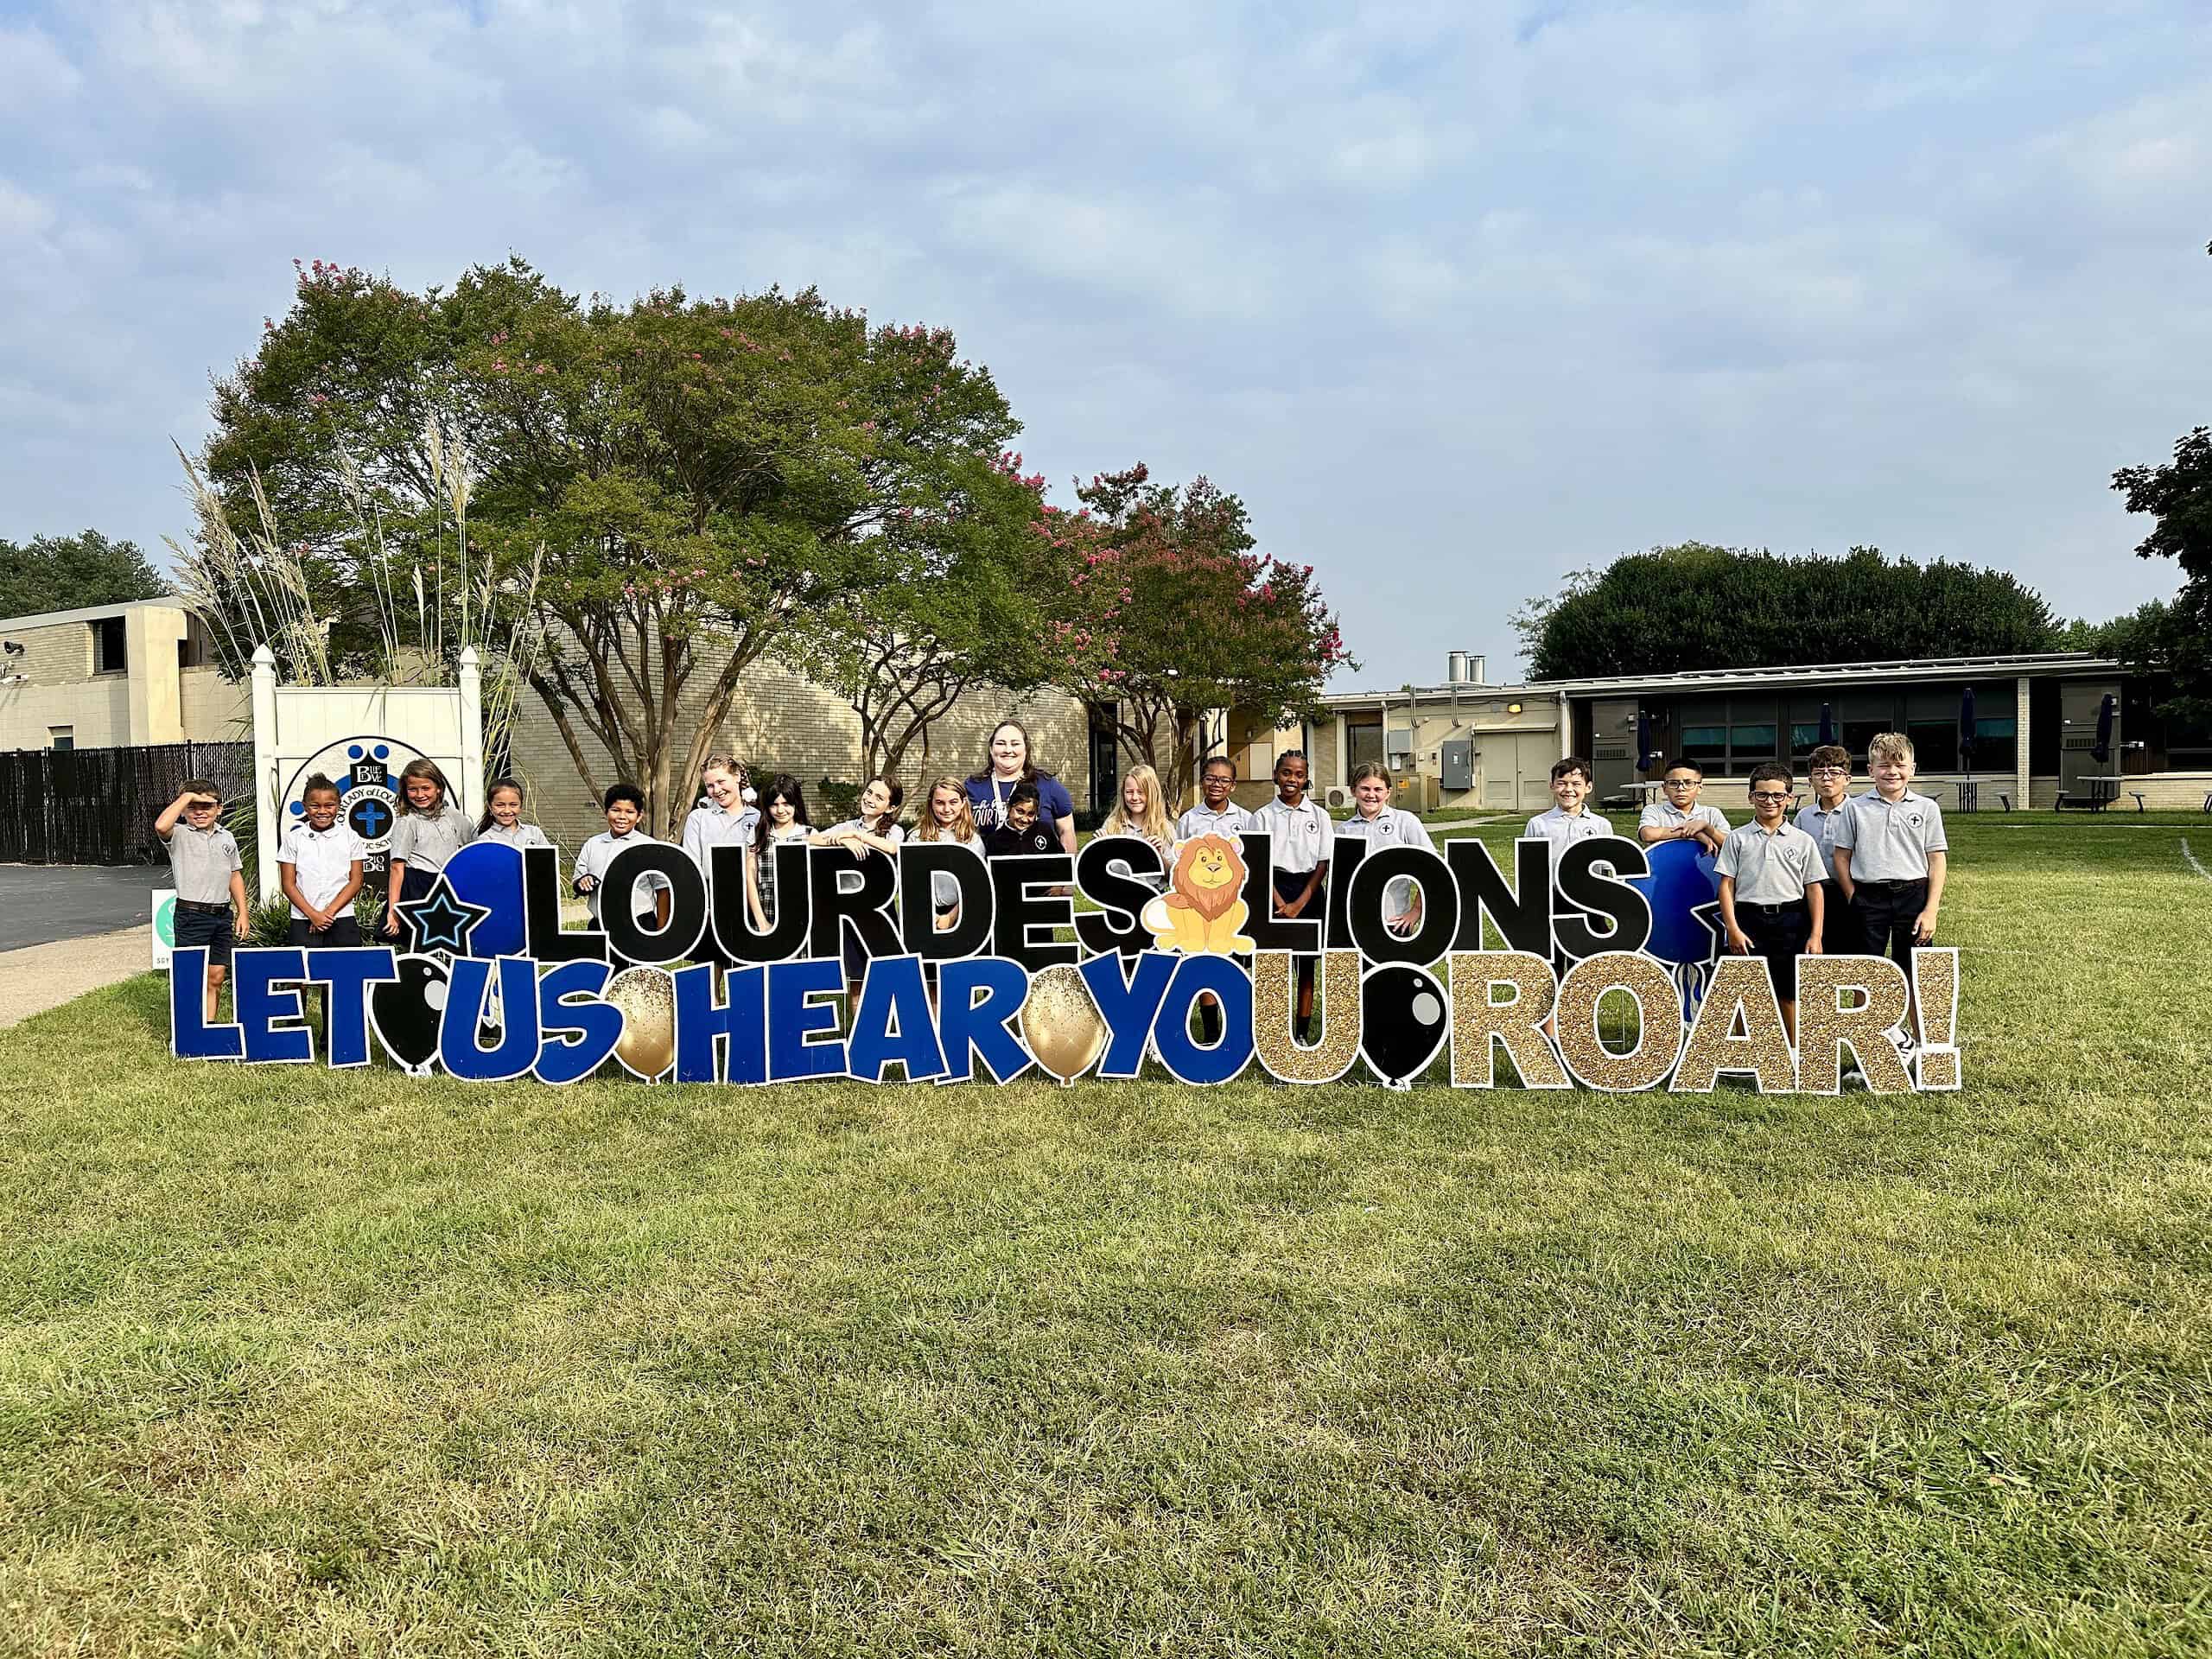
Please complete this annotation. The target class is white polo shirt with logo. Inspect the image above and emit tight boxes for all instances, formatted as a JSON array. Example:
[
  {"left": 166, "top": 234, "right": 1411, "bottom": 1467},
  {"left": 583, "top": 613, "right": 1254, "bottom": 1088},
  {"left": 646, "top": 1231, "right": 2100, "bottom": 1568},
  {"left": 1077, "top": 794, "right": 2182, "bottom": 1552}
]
[
  {"left": 1834, "top": 789, "right": 1947, "bottom": 883},
  {"left": 1250, "top": 797, "right": 1332, "bottom": 875},
  {"left": 276, "top": 819, "right": 369, "bottom": 918},
  {"left": 1334, "top": 806, "right": 1436, "bottom": 922}
]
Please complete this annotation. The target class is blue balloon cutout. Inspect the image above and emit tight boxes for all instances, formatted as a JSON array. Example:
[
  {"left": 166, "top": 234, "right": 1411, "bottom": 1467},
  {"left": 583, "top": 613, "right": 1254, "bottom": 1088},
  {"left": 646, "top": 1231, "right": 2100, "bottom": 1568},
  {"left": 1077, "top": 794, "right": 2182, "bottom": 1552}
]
[
  {"left": 1624, "top": 839, "right": 1725, "bottom": 1022},
  {"left": 442, "top": 840, "right": 527, "bottom": 957},
  {"left": 1626, "top": 839, "right": 1723, "bottom": 968}
]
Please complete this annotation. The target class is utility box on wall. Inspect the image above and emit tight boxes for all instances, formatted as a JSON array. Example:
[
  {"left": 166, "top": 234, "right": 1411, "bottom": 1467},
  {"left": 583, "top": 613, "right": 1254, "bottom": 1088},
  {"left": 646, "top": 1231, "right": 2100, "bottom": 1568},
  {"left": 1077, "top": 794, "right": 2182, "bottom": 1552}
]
[{"left": 1440, "top": 739, "right": 1473, "bottom": 793}]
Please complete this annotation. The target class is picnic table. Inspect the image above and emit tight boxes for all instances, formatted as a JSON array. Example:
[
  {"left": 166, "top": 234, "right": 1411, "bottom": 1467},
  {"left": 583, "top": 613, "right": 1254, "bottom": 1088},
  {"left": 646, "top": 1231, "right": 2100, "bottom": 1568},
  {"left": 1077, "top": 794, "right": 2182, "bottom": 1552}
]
[{"left": 2057, "top": 775, "right": 2120, "bottom": 811}]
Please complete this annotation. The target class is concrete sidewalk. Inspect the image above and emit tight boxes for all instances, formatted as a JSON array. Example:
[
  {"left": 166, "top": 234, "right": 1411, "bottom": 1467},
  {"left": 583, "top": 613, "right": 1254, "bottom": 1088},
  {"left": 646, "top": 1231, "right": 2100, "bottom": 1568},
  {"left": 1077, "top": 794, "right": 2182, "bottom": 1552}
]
[{"left": 0, "top": 926, "right": 151, "bottom": 1030}]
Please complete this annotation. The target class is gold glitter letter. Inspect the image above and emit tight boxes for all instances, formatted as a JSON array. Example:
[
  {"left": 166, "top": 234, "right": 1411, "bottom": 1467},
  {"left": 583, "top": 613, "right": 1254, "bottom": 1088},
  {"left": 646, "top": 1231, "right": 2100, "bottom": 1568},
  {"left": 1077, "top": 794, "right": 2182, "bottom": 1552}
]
[
  {"left": 1796, "top": 955, "right": 1914, "bottom": 1094},
  {"left": 1251, "top": 950, "right": 1361, "bottom": 1083},
  {"left": 1671, "top": 957, "right": 1795, "bottom": 1094},
  {"left": 1447, "top": 950, "right": 1568, "bottom": 1090},
  {"left": 1911, "top": 946, "right": 1961, "bottom": 1091},
  {"left": 1554, "top": 951, "right": 1681, "bottom": 1092}
]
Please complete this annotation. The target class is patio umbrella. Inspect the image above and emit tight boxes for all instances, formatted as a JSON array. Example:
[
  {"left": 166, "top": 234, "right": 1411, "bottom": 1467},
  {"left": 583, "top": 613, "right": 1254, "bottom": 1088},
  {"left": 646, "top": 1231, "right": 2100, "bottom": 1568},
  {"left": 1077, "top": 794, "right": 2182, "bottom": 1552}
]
[
  {"left": 2092, "top": 694, "right": 2115, "bottom": 764},
  {"left": 1958, "top": 685, "right": 1975, "bottom": 771},
  {"left": 1635, "top": 709, "right": 1656, "bottom": 772},
  {"left": 1817, "top": 702, "right": 1835, "bottom": 747}
]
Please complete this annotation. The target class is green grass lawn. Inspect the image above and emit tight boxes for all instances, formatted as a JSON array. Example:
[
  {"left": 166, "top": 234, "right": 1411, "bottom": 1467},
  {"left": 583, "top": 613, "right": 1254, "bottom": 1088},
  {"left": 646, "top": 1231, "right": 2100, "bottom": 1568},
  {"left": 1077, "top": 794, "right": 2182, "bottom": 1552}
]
[{"left": 4, "top": 812, "right": 2211, "bottom": 1656}]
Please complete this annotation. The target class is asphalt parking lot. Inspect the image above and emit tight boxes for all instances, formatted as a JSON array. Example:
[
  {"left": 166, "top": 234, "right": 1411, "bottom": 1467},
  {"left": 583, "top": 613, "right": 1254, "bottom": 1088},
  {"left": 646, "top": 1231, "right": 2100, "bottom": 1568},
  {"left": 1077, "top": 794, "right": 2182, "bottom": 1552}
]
[{"left": 0, "top": 863, "right": 168, "bottom": 952}]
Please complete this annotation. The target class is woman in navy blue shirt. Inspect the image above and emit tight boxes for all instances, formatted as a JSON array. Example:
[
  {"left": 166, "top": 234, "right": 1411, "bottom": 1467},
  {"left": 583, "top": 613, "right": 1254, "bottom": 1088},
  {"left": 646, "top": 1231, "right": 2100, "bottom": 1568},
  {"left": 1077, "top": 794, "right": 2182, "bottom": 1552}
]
[{"left": 966, "top": 719, "right": 1077, "bottom": 856}]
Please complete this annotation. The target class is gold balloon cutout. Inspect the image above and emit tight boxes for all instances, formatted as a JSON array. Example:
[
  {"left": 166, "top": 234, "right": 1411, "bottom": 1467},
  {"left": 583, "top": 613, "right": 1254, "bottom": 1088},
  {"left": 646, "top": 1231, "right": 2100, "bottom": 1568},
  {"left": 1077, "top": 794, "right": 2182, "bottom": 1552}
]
[
  {"left": 607, "top": 965, "right": 677, "bottom": 1080},
  {"left": 1020, "top": 962, "right": 1108, "bottom": 1084}
]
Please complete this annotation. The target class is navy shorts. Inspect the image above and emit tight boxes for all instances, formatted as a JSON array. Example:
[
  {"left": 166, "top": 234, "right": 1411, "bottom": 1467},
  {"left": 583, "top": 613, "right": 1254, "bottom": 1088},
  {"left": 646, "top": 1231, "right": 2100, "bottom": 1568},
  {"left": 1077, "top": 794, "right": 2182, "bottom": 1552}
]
[
  {"left": 1736, "top": 900, "right": 1813, "bottom": 1001},
  {"left": 288, "top": 915, "right": 362, "bottom": 950},
  {"left": 173, "top": 901, "right": 238, "bottom": 967}
]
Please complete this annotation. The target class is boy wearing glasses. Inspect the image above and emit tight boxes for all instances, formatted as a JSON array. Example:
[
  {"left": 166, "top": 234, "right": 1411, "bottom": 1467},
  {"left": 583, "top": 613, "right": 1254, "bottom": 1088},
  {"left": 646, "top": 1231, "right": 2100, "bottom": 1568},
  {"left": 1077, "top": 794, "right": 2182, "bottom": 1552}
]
[
  {"left": 1794, "top": 743, "right": 1856, "bottom": 936},
  {"left": 1640, "top": 757, "right": 1730, "bottom": 854},
  {"left": 1716, "top": 764, "right": 1826, "bottom": 1042}
]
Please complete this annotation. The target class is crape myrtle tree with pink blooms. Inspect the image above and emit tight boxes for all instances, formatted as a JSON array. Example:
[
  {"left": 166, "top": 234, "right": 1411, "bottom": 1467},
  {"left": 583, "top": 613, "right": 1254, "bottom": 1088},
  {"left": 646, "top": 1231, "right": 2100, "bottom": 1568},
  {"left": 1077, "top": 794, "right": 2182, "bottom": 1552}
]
[
  {"left": 1058, "top": 464, "right": 1353, "bottom": 810},
  {"left": 201, "top": 260, "right": 1043, "bottom": 839}
]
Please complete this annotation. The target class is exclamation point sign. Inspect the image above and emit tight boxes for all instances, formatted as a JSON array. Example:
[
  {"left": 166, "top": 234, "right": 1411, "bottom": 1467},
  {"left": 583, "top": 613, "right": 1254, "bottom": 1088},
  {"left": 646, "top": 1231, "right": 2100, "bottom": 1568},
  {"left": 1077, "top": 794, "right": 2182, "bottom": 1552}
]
[{"left": 1912, "top": 947, "right": 1961, "bottom": 1090}]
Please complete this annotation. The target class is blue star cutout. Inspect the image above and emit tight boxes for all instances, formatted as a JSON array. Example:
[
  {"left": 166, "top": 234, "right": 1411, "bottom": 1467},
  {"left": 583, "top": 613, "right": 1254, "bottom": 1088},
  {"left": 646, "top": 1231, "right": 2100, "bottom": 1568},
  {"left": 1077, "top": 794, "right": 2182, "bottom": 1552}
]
[{"left": 400, "top": 876, "right": 491, "bottom": 956}]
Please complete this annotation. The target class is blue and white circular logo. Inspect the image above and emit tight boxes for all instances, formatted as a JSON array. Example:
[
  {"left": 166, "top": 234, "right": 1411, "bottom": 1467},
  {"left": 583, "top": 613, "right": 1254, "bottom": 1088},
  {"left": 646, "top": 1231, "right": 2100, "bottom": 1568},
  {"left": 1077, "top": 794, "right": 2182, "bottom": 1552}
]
[{"left": 282, "top": 736, "right": 443, "bottom": 872}]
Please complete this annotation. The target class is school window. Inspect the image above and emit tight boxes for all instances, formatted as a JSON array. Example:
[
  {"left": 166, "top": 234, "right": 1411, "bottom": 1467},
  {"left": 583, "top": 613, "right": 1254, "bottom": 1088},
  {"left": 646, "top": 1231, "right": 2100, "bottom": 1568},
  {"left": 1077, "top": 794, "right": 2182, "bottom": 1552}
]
[
  {"left": 49, "top": 727, "right": 73, "bottom": 751},
  {"left": 1730, "top": 722, "right": 1777, "bottom": 766},
  {"left": 1678, "top": 724, "right": 1728, "bottom": 768},
  {"left": 1905, "top": 721, "right": 1958, "bottom": 772},
  {"left": 91, "top": 615, "right": 126, "bottom": 675},
  {"left": 1968, "top": 716, "right": 2017, "bottom": 775}
]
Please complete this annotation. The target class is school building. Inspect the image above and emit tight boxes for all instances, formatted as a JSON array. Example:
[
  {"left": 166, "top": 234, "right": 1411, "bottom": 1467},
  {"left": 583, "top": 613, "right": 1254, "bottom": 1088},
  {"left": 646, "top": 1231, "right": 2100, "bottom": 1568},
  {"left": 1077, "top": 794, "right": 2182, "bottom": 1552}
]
[
  {"left": 0, "top": 598, "right": 248, "bottom": 752},
  {"left": 1301, "top": 651, "right": 2212, "bottom": 814}
]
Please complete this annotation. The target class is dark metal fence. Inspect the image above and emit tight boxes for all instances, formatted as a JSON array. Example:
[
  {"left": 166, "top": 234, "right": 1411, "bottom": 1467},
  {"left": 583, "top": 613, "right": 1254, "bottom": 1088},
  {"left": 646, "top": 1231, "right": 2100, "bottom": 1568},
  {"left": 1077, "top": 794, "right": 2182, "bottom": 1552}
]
[{"left": 0, "top": 741, "right": 253, "bottom": 865}]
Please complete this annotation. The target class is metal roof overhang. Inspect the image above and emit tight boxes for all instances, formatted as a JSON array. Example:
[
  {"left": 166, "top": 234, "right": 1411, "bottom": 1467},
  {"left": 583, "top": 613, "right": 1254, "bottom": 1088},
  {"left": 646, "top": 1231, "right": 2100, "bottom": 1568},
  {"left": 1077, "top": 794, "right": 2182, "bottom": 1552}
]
[{"left": 1322, "top": 653, "right": 2125, "bottom": 708}]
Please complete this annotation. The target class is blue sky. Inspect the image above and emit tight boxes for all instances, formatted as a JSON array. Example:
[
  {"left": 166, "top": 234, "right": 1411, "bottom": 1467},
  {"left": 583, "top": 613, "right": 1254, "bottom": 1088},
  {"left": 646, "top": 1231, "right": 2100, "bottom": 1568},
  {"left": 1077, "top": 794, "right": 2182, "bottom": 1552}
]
[{"left": 2, "top": 1, "right": 2206, "bottom": 688}]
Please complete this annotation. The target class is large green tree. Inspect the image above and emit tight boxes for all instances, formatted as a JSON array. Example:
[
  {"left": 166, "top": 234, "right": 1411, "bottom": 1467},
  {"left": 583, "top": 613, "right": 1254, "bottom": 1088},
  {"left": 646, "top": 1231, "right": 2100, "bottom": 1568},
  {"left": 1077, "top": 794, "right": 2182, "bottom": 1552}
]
[
  {"left": 1058, "top": 464, "right": 1351, "bottom": 806},
  {"left": 201, "top": 263, "right": 1028, "bottom": 836},
  {"left": 0, "top": 531, "right": 168, "bottom": 617},
  {"left": 1515, "top": 543, "right": 2062, "bottom": 680},
  {"left": 778, "top": 450, "right": 1109, "bottom": 780},
  {"left": 2110, "top": 425, "right": 2212, "bottom": 722}
]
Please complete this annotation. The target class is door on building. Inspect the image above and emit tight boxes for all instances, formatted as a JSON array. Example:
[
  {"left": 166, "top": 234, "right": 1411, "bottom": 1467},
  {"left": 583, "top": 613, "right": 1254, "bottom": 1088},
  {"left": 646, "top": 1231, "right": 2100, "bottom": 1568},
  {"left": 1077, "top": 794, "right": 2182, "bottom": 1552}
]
[
  {"left": 1589, "top": 698, "right": 1638, "bottom": 798},
  {"left": 1480, "top": 732, "right": 1559, "bottom": 811},
  {"left": 2057, "top": 681, "right": 2120, "bottom": 797},
  {"left": 1346, "top": 715, "right": 1383, "bottom": 774}
]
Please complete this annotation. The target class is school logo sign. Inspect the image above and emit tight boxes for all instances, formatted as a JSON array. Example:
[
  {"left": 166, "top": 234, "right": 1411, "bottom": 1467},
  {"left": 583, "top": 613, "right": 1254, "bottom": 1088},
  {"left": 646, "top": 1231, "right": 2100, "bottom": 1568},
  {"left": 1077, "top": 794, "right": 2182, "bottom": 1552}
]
[{"left": 281, "top": 735, "right": 435, "bottom": 877}]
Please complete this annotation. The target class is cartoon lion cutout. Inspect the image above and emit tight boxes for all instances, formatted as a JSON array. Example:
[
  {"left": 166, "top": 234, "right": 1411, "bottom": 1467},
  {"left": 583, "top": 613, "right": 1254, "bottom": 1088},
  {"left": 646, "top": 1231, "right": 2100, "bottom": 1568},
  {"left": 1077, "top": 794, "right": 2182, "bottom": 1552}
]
[{"left": 1141, "top": 834, "right": 1255, "bottom": 956}]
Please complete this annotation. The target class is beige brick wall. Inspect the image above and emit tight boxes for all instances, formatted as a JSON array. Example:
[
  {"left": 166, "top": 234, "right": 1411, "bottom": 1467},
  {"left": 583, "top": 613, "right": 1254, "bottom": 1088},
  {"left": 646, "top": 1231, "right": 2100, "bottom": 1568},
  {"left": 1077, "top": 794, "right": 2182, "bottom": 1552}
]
[
  {"left": 12, "top": 617, "right": 96, "bottom": 686},
  {"left": 181, "top": 669, "right": 251, "bottom": 741},
  {"left": 0, "top": 673, "right": 130, "bottom": 749}
]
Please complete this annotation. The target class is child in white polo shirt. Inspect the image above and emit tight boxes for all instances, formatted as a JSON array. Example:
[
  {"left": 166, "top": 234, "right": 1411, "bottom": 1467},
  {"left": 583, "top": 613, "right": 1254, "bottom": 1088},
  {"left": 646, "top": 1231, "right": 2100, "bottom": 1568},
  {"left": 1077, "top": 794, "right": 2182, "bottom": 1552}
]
[
  {"left": 1335, "top": 763, "right": 1437, "bottom": 938},
  {"left": 1525, "top": 756, "right": 1607, "bottom": 844},
  {"left": 1250, "top": 749, "right": 1331, "bottom": 1039},
  {"left": 1834, "top": 731, "right": 1947, "bottom": 964},
  {"left": 155, "top": 778, "right": 251, "bottom": 1023},
  {"left": 1178, "top": 756, "right": 1252, "bottom": 842},
  {"left": 1794, "top": 743, "right": 1856, "bottom": 953},
  {"left": 1640, "top": 756, "right": 1729, "bottom": 853},
  {"left": 276, "top": 774, "right": 368, "bottom": 948},
  {"left": 1716, "top": 763, "right": 1827, "bottom": 1042}
]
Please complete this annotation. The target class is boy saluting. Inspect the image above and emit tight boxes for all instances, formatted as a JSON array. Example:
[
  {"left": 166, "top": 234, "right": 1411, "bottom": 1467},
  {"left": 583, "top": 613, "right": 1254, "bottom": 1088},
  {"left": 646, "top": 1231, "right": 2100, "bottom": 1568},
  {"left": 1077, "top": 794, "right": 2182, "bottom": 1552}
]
[
  {"left": 1716, "top": 765, "right": 1826, "bottom": 1043},
  {"left": 155, "top": 779, "right": 251, "bottom": 1024}
]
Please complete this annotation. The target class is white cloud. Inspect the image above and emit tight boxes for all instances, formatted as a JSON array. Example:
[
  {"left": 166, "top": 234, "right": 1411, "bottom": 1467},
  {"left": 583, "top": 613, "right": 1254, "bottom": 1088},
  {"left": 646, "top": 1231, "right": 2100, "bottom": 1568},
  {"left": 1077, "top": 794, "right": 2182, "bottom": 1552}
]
[{"left": 0, "top": 0, "right": 2204, "bottom": 672}]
